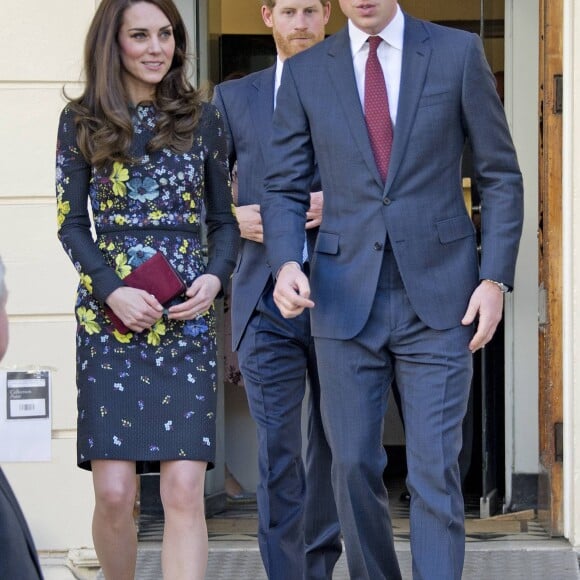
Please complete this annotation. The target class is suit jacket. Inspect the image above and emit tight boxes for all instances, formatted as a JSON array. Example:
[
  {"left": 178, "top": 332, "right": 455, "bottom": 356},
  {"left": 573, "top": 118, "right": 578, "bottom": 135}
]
[
  {"left": 262, "top": 15, "right": 524, "bottom": 339},
  {"left": 0, "top": 468, "right": 43, "bottom": 579},
  {"left": 213, "top": 67, "right": 320, "bottom": 350}
]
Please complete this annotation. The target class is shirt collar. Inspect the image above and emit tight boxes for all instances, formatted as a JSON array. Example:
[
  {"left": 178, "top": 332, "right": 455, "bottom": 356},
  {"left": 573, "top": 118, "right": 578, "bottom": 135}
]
[
  {"left": 348, "top": 4, "right": 404, "bottom": 56},
  {"left": 275, "top": 55, "right": 285, "bottom": 93}
]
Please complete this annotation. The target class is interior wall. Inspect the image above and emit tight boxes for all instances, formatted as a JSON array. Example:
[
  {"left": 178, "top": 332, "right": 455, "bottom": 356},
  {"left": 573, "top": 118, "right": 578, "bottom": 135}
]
[
  {"left": 217, "top": 0, "right": 504, "bottom": 72},
  {"left": 219, "top": 0, "right": 504, "bottom": 32}
]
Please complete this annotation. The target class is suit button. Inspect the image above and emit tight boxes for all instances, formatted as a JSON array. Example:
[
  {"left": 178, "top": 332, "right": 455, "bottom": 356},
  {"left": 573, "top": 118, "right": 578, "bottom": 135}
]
[
  {"left": 383, "top": 197, "right": 391, "bottom": 205},
  {"left": 374, "top": 242, "right": 383, "bottom": 251}
]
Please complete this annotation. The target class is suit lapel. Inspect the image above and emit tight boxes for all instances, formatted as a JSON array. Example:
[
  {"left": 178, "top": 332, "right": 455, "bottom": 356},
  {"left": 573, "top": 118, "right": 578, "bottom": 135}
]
[
  {"left": 326, "top": 28, "right": 384, "bottom": 189},
  {"left": 0, "top": 468, "right": 42, "bottom": 576},
  {"left": 249, "top": 66, "right": 276, "bottom": 166},
  {"left": 385, "top": 14, "right": 431, "bottom": 193}
]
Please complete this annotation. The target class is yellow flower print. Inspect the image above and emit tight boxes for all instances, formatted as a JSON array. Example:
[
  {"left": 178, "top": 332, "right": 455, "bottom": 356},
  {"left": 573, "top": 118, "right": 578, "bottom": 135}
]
[
  {"left": 114, "top": 215, "right": 128, "bottom": 226},
  {"left": 115, "top": 254, "right": 131, "bottom": 279},
  {"left": 187, "top": 214, "right": 199, "bottom": 224},
  {"left": 113, "top": 329, "right": 133, "bottom": 343},
  {"left": 56, "top": 194, "right": 70, "bottom": 228},
  {"left": 110, "top": 162, "right": 129, "bottom": 196},
  {"left": 107, "top": 242, "right": 115, "bottom": 251},
  {"left": 77, "top": 307, "right": 101, "bottom": 335},
  {"left": 147, "top": 320, "right": 167, "bottom": 346},
  {"left": 183, "top": 192, "right": 191, "bottom": 201},
  {"left": 149, "top": 210, "right": 165, "bottom": 220},
  {"left": 179, "top": 240, "right": 189, "bottom": 254},
  {"left": 79, "top": 273, "right": 93, "bottom": 293}
]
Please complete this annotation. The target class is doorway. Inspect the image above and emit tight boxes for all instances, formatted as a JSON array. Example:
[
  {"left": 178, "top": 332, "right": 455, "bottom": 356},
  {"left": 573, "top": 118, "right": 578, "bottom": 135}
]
[{"left": 136, "top": 0, "right": 543, "bottom": 534}]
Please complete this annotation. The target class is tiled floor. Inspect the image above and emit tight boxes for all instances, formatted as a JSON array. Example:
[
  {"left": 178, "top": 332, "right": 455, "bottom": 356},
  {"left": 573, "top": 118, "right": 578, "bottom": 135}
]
[
  {"left": 126, "top": 482, "right": 580, "bottom": 580},
  {"left": 45, "top": 476, "right": 580, "bottom": 579}
]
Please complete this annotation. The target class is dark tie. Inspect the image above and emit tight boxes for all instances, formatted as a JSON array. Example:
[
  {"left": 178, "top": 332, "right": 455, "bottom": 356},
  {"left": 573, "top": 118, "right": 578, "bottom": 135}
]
[{"left": 364, "top": 36, "right": 393, "bottom": 183}]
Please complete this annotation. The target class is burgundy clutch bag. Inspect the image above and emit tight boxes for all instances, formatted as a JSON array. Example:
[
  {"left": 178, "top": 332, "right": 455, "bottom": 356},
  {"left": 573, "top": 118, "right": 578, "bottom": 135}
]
[{"left": 105, "top": 252, "right": 187, "bottom": 334}]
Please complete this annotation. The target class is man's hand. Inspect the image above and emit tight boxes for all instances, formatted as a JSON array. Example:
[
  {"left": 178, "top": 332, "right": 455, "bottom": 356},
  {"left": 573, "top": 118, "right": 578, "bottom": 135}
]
[
  {"left": 306, "top": 191, "right": 323, "bottom": 230},
  {"left": 273, "top": 263, "right": 314, "bottom": 318},
  {"left": 235, "top": 204, "right": 263, "bottom": 243},
  {"left": 461, "top": 280, "right": 505, "bottom": 352}
]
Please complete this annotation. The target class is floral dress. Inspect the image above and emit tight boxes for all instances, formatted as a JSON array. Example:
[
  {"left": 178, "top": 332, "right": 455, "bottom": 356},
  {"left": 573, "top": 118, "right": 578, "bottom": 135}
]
[{"left": 56, "top": 102, "right": 238, "bottom": 472}]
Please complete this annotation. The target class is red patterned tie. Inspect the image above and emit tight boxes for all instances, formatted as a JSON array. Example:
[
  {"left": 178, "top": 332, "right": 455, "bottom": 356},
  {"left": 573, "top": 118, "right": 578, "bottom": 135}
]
[{"left": 364, "top": 36, "right": 393, "bottom": 183}]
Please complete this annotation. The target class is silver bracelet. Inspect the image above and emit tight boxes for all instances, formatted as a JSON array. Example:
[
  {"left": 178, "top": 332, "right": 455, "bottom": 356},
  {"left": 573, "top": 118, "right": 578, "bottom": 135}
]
[{"left": 483, "top": 279, "right": 509, "bottom": 293}]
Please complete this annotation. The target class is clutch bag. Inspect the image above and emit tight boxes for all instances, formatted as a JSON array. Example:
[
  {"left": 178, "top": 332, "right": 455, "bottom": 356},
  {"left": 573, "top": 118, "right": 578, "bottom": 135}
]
[{"left": 105, "top": 252, "right": 187, "bottom": 333}]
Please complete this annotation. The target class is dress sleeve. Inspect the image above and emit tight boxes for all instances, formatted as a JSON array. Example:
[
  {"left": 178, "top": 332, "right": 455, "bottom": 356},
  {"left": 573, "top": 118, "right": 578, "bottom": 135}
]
[
  {"left": 200, "top": 103, "right": 240, "bottom": 293},
  {"left": 55, "top": 106, "right": 124, "bottom": 303}
]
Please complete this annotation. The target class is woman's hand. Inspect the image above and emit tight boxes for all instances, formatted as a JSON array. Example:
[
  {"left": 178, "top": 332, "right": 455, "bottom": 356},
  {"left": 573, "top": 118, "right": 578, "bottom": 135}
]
[
  {"left": 167, "top": 274, "right": 222, "bottom": 320},
  {"left": 106, "top": 287, "right": 164, "bottom": 332}
]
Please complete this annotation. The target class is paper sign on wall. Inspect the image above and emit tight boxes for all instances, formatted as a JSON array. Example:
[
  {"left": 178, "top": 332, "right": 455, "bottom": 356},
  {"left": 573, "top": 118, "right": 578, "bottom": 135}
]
[{"left": 0, "top": 369, "right": 51, "bottom": 462}]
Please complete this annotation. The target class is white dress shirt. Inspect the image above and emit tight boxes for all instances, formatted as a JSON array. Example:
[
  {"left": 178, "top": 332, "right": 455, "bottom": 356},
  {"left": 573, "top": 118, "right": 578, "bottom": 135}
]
[
  {"left": 348, "top": 4, "right": 405, "bottom": 126},
  {"left": 274, "top": 55, "right": 284, "bottom": 108}
]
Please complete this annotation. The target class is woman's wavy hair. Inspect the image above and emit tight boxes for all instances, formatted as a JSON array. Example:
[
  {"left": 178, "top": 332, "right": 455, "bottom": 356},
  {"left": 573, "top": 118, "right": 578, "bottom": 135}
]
[{"left": 68, "top": 0, "right": 201, "bottom": 168}]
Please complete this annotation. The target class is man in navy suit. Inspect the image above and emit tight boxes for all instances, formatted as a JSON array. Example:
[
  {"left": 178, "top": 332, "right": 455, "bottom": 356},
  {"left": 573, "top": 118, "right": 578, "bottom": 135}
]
[
  {"left": 262, "top": 1, "right": 524, "bottom": 578},
  {"left": 0, "top": 257, "right": 44, "bottom": 579},
  {"left": 212, "top": 2, "right": 341, "bottom": 578}
]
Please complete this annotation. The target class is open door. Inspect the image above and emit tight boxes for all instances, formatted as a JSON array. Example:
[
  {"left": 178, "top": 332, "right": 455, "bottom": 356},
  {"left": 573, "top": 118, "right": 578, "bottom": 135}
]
[{"left": 537, "top": 0, "right": 564, "bottom": 535}]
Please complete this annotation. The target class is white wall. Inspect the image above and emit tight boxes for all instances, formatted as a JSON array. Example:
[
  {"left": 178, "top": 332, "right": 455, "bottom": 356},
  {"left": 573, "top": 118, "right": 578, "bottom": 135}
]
[
  {"left": 503, "top": 0, "right": 540, "bottom": 506},
  {"left": 0, "top": 0, "right": 96, "bottom": 551},
  {"left": 562, "top": 0, "right": 580, "bottom": 548}
]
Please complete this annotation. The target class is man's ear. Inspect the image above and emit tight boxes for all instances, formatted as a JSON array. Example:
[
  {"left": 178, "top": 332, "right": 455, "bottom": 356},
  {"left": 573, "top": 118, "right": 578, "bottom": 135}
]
[
  {"left": 261, "top": 6, "right": 274, "bottom": 29},
  {"left": 323, "top": 2, "right": 331, "bottom": 25}
]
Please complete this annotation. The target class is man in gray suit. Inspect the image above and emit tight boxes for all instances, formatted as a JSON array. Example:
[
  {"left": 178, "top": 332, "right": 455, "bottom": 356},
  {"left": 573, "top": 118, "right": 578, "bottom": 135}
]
[
  {"left": 0, "top": 257, "right": 44, "bottom": 579},
  {"left": 212, "top": 1, "right": 341, "bottom": 578},
  {"left": 262, "top": 1, "right": 524, "bottom": 578}
]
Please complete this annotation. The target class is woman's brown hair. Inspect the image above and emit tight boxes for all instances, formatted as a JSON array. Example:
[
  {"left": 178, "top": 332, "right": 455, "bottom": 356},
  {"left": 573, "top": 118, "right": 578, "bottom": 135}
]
[{"left": 68, "top": 0, "right": 201, "bottom": 168}]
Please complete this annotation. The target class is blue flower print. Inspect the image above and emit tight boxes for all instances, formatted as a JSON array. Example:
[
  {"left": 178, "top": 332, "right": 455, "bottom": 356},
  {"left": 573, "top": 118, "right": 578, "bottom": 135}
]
[
  {"left": 184, "top": 320, "right": 209, "bottom": 338},
  {"left": 128, "top": 244, "right": 156, "bottom": 267},
  {"left": 127, "top": 176, "right": 159, "bottom": 202}
]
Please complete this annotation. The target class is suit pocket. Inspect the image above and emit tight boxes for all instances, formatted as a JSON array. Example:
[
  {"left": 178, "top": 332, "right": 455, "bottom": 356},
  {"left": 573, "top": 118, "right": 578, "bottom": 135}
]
[
  {"left": 315, "top": 231, "right": 340, "bottom": 255},
  {"left": 418, "top": 91, "right": 451, "bottom": 108},
  {"left": 436, "top": 215, "right": 476, "bottom": 244}
]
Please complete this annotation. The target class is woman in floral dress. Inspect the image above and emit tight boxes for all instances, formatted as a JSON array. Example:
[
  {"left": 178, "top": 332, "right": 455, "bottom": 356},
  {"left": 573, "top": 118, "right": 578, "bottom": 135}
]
[{"left": 55, "top": 1, "right": 239, "bottom": 578}]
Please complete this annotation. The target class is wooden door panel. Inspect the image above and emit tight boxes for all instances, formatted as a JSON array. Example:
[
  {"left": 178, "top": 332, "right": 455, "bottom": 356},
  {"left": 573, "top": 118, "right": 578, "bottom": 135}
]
[{"left": 538, "top": 0, "right": 563, "bottom": 536}]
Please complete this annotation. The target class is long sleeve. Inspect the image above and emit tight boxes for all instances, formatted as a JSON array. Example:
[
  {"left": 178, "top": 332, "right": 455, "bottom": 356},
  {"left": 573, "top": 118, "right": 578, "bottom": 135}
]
[
  {"left": 55, "top": 106, "right": 125, "bottom": 303},
  {"left": 200, "top": 103, "right": 240, "bottom": 292}
]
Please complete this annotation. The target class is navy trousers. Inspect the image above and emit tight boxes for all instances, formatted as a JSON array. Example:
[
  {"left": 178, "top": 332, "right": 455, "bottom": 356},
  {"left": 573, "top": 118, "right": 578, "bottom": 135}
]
[
  {"left": 237, "top": 282, "right": 341, "bottom": 580},
  {"left": 315, "top": 249, "right": 473, "bottom": 580}
]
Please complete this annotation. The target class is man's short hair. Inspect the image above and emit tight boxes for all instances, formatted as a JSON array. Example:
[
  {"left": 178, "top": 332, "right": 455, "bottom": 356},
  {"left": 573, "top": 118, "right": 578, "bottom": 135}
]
[{"left": 261, "top": 0, "right": 330, "bottom": 7}]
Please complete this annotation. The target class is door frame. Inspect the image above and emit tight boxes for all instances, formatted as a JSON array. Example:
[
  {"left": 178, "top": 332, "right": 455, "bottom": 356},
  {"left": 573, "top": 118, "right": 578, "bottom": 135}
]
[{"left": 537, "top": 0, "right": 564, "bottom": 535}]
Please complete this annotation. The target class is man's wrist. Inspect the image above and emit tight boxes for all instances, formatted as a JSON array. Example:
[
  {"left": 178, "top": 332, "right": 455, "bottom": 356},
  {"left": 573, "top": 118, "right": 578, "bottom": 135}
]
[
  {"left": 276, "top": 261, "right": 301, "bottom": 280},
  {"left": 483, "top": 279, "right": 510, "bottom": 294}
]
